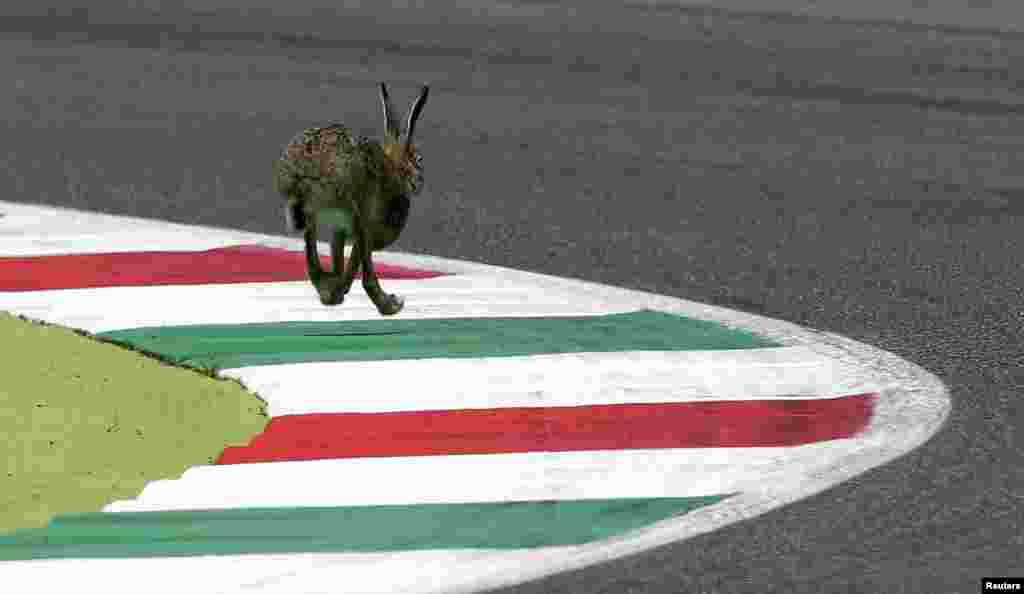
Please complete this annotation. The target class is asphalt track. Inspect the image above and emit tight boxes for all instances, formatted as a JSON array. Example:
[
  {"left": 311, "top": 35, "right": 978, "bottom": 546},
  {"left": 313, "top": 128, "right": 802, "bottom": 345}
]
[{"left": 1, "top": 2, "right": 1021, "bottom": 593}]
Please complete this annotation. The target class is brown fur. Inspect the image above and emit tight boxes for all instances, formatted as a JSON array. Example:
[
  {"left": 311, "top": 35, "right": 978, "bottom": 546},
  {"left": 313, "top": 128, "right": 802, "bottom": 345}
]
[
  {"left": 382, "top": 140, "right": 419, "bottom": 180},
  {"left": 274, "top": 84, "right": 428, "bottom": 316}
]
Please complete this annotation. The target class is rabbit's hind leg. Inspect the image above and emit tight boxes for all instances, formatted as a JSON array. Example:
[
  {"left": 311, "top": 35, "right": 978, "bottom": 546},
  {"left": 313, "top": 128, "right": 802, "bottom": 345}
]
[
  {"left": 339, "top": 239, "right": 361, "bottom": 296},
  {"left": 304, "top": 228, "right": 345, "bottom": 306},
  {"left": 354, "top": 221, "right": 403, "bottom": 316},
  {"left": 330, "top": 226, "right": 361, "bottom": 299}
]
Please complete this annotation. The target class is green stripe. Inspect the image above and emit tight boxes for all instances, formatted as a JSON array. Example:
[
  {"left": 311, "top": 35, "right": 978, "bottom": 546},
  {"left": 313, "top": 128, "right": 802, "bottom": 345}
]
[
  {"left": 0, "top": 496, "right": 731, "bottom": 560},
  {"left": 96, "top": 310, "right": 780, "bottom": 370}
]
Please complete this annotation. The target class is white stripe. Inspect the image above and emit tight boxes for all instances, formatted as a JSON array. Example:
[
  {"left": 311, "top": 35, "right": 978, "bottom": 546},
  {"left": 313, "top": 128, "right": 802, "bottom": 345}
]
[
  {"left": 0, "top": 550, "right": 578, "bottom": 594},
  {"left": 0, "top": 231, "right": 242, "bottom": 256},
  {"left": 103, "top": 437, "right": 875, "bottom": 512},
  {"left": 221, "top": 347, "right": 875, "bottom": 416},
  {"left": 0, "top": 277, "right": 632, "bottom": 333},
  {"left": 0, "top": 203, "right": 290, "bottom": 256},
  {"left": 0, "top": 201, "right": 361, "bottom": 258}
]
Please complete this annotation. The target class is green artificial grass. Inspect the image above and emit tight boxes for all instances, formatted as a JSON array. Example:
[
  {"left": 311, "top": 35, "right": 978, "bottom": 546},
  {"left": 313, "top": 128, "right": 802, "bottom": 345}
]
[{"left": 0, "top": 312, "right": 269, "bottom": 534}]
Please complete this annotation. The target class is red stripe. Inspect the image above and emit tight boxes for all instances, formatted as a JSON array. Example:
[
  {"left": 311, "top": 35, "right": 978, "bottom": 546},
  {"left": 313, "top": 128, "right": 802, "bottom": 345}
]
[
  {"left": 217, "top": 394, "right": 876, "bottom": 464},
  {"left": 0, "top": 245, "right": 445, "bottom": 291}
]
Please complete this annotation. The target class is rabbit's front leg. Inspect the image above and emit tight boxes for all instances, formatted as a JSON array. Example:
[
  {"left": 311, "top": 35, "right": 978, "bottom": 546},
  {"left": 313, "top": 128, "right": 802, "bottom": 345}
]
[{"left": 351, "top": 211, "right": 403, "bottom": 316}]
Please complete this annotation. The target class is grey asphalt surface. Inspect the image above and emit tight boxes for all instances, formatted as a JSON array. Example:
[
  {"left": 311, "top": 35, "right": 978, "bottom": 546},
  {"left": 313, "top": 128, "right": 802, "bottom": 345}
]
[{"left": 2, "top": 2, "right": 1022, "bottom": 593}]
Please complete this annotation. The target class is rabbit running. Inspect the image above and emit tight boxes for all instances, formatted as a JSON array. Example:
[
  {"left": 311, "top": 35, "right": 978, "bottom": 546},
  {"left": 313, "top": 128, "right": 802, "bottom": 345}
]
[{"left": 272, "top": 83, "right": 429, "bottom": 316}]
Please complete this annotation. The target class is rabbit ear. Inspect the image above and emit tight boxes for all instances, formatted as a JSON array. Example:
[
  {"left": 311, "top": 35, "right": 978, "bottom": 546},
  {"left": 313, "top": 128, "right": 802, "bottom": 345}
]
[
  {"left": 379, "top": 83, "right": 399, "bottom": 141},
  {"left": 403, "top": 85, "right": 429, "bottom": 150}
]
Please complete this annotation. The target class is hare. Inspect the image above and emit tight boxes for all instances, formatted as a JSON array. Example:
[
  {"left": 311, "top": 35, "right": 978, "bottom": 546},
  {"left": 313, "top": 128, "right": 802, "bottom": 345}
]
[{"left": 272, "top": 83, "right": 429, "bottom": 316}]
